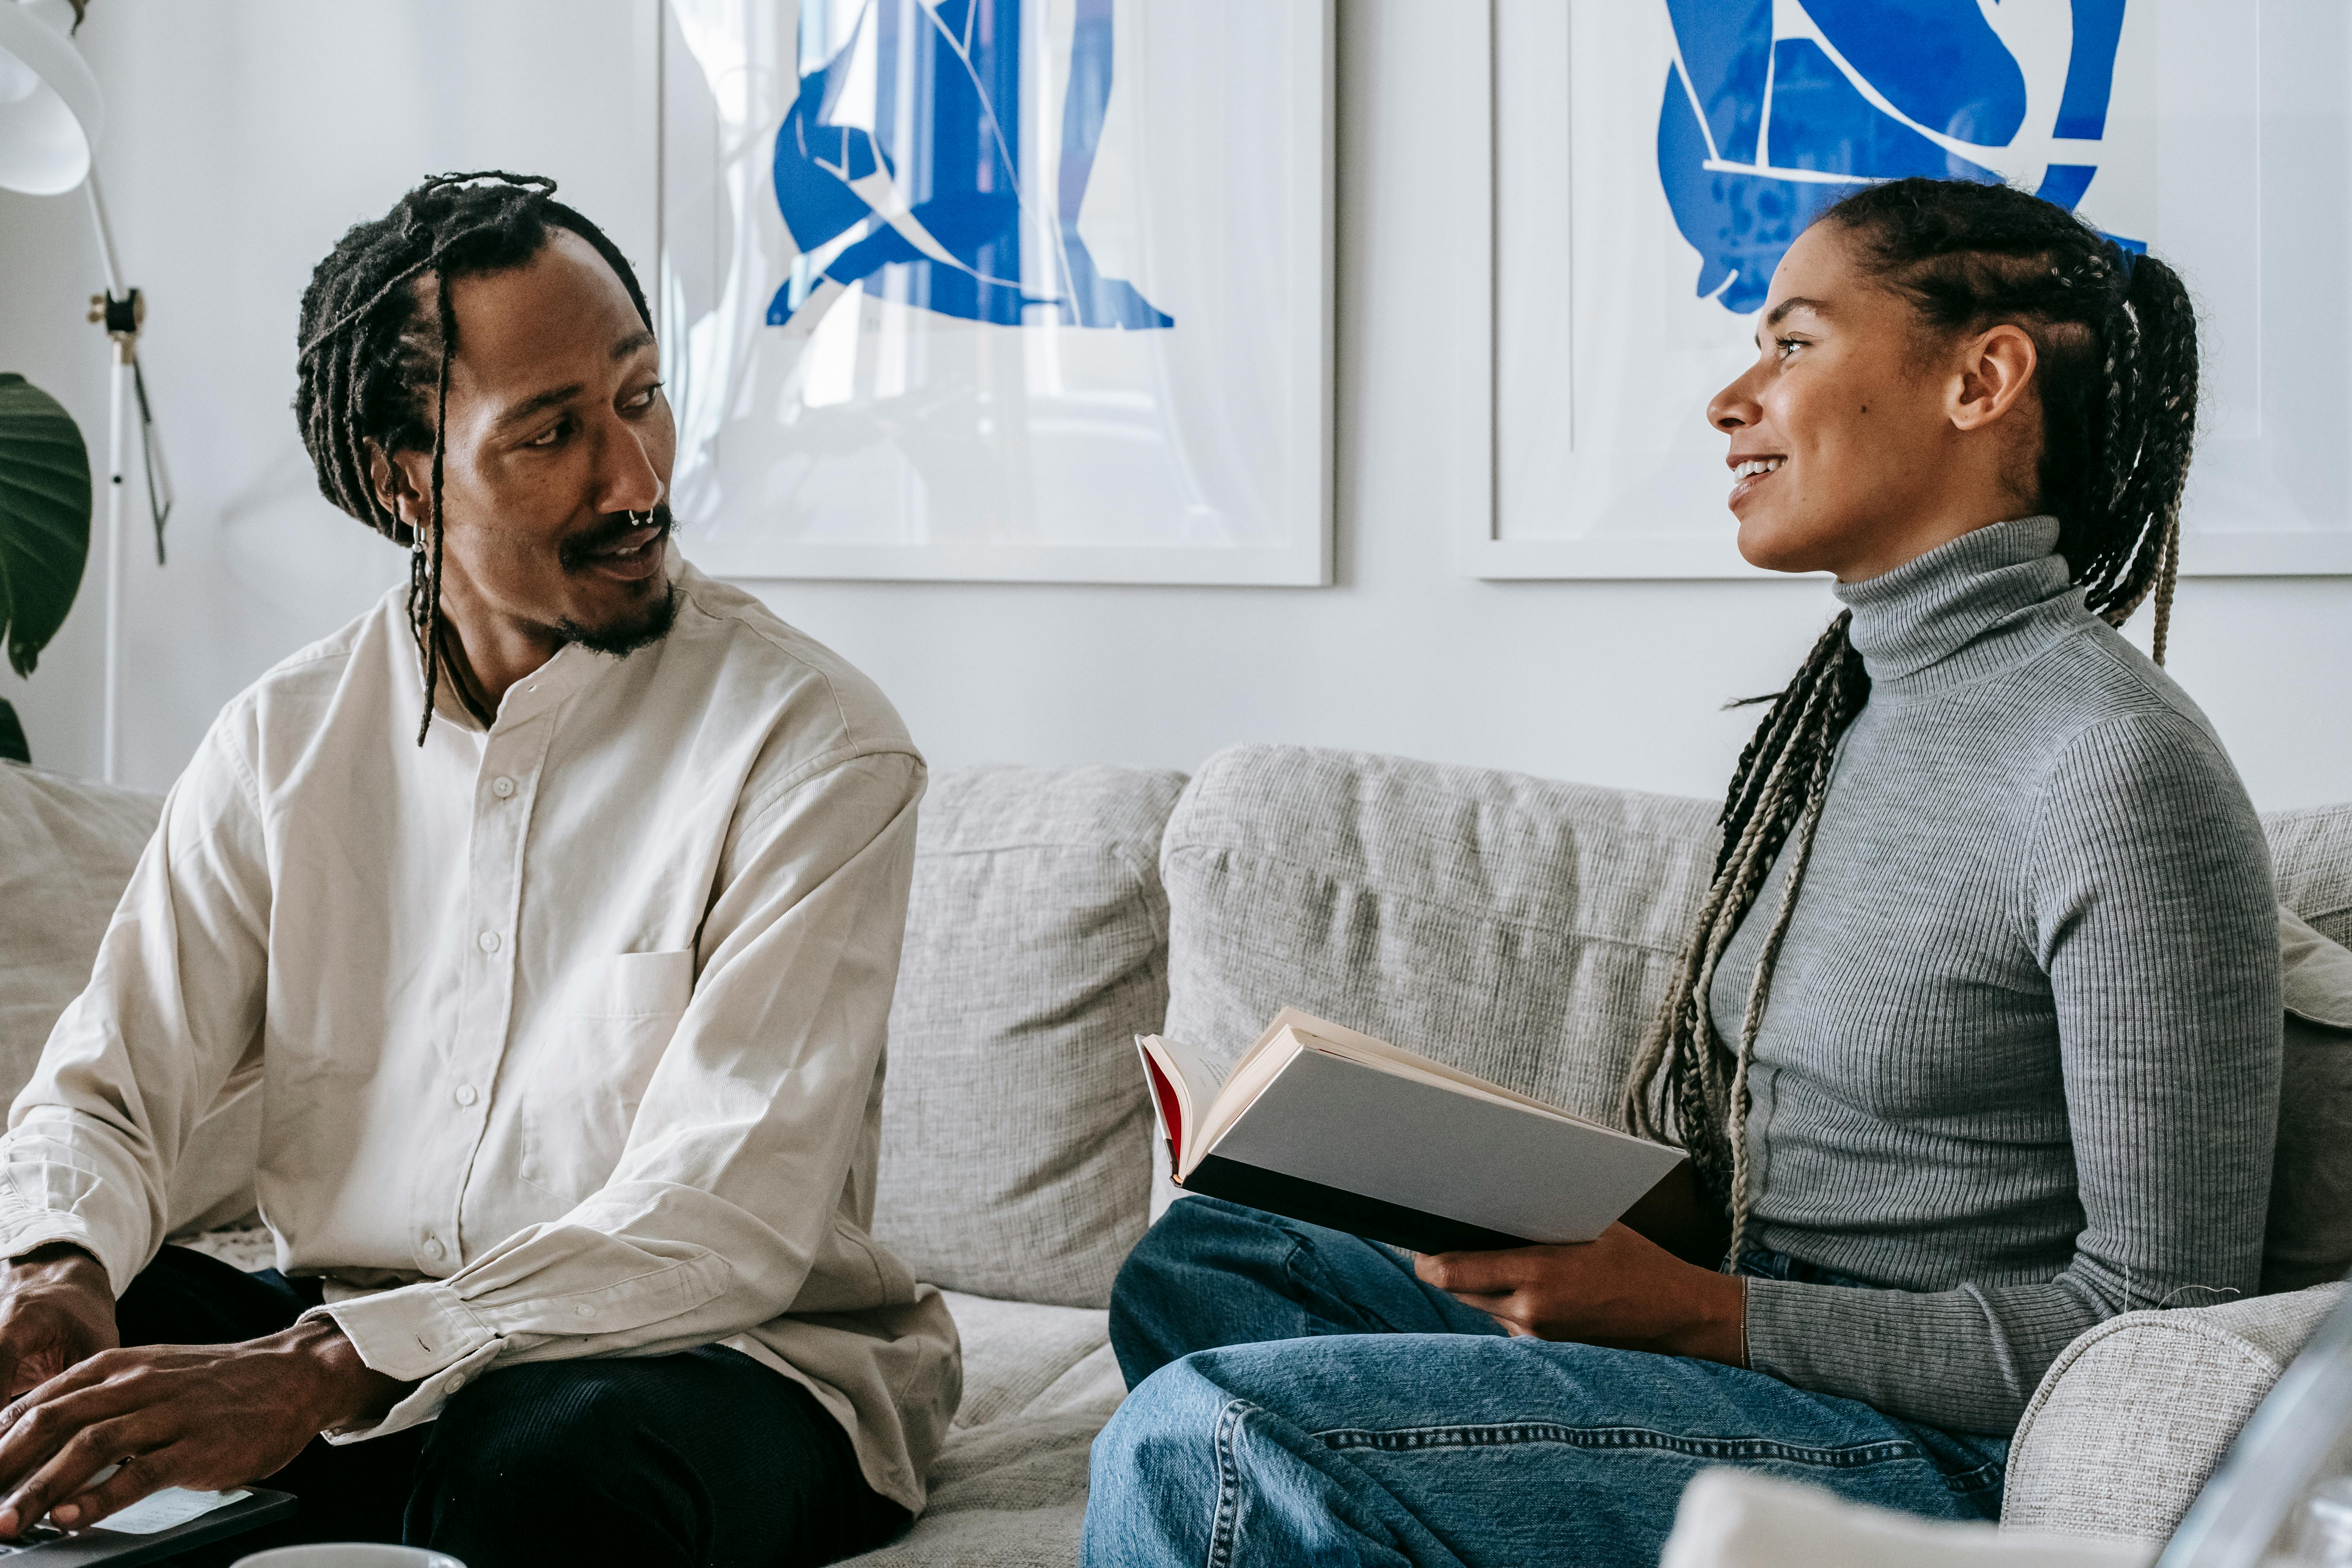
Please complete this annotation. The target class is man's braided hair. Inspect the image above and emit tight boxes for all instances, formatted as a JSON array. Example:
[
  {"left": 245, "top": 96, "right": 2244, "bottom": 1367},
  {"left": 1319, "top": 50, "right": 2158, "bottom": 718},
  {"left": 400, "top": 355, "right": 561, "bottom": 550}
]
[
  {"left": 1619, "top": 177, "right": 2200, "bottom": 1265},
  {"left": 293, "top": 171, "right": 654, "bottom": 743}
]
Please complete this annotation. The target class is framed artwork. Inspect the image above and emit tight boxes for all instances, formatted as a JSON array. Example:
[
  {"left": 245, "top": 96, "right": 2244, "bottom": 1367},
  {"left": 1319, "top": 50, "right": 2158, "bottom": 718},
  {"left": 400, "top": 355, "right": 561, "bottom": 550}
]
[
  {"left": 657, "top": 0, "right": 1334, "bottom": 584},
  {"left": 1470, "top": 0, "right": 2352, "bottom": 579}
]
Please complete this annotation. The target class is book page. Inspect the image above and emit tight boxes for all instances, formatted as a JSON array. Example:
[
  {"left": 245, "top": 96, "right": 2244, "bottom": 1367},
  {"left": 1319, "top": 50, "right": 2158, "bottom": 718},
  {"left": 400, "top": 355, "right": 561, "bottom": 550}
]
[
  {"left": 1137, "top": 1035, "right": 1234, "bottom": 1170},
  {"left": 1270, "top": 1007, "right": 1615, "bottom": 1131}
]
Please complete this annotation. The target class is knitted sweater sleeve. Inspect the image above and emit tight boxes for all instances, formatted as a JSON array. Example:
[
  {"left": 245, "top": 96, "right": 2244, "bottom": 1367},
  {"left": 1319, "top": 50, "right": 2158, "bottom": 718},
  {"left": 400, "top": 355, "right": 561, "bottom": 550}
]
[{"left": 1738, "top": 707, "right": 2282, "bottom": 1435}]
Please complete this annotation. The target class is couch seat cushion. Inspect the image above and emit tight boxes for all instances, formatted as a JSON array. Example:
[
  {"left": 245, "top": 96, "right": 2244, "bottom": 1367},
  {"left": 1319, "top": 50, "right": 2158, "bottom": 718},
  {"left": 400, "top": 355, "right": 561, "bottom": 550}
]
[
  {"left": 838, "top": 1292, "right": 1120, "bottom": 1567},
  {"left": 941, "top": 1291, "right": 1123, "bottom": 1433}
]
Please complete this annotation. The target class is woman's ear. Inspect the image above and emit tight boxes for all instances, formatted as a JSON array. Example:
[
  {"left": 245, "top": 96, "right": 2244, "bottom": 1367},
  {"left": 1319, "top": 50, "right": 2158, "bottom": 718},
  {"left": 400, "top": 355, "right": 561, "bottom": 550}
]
[
  {"left": 366, "top": 441, "right": 427, "bottom": 532},
  {"left": 1949, "top": 324, "right": 2038, "bottom": 432}
]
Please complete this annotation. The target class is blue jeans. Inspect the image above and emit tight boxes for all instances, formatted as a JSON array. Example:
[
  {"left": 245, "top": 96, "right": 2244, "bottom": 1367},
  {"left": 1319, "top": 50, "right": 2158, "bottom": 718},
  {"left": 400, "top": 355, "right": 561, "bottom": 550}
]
[{"left": 1084, "top": 1197, "right": 2007, "bottom": 1568}]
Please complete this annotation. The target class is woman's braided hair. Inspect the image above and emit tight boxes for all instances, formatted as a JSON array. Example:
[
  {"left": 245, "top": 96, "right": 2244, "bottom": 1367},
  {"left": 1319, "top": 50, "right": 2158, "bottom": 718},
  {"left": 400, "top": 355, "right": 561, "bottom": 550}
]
[
  {"left": 1619, "top": 177, "right": 2200, "bottom": 1265},
  {"left": 293, "top": 171, "right": 653, "bottom": 744}
]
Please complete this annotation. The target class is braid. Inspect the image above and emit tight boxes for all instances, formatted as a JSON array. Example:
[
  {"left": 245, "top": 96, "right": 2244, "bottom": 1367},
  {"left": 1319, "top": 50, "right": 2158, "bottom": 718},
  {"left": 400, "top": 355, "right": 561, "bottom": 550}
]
[
  {"left": 1621, "top": 177, "right": 2201, "bottom": 1267},
  {"left": 416, "top": 268, "right": 455, "bottom": 746},
  {"left": 1622, "top": 614, "right": 1870, "bottom": 1231},
  {"left": 292, "top": 171, "right": 653, "bottom": 742}
]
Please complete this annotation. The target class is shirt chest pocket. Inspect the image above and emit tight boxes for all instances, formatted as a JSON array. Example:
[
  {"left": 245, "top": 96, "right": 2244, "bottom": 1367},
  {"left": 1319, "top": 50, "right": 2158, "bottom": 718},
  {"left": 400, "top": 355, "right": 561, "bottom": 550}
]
[{"left": 520, "top": 950, "right": 696, "bottom": 1203}]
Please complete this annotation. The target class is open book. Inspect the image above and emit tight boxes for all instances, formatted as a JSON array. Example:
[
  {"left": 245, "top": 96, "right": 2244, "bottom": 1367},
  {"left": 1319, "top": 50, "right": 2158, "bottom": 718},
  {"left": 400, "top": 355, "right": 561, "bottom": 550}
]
[{"left": 1139, "top": 1008, "right": 1686, "bottom": 1255}]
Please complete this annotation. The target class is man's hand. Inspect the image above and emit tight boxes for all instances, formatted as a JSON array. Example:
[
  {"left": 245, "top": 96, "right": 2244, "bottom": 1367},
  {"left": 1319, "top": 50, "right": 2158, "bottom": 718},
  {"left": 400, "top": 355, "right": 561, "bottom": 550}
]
[
  {"left": 1413, "top": 1222, "right": 1748, "bottom": 1364},
  {"left": 0, "top": 1246, "right": 117, "bottom": 1404},
  {"left": 0, "top": 1318, "right": 409, "bottom": 1537}
]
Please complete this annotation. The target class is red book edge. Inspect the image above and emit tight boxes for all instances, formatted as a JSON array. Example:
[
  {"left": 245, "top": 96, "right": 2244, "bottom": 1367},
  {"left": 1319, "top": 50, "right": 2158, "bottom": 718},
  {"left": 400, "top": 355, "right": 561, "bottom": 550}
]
[{"left": 1143, "top": 1051, "right": 1185, "bottom": 1175}]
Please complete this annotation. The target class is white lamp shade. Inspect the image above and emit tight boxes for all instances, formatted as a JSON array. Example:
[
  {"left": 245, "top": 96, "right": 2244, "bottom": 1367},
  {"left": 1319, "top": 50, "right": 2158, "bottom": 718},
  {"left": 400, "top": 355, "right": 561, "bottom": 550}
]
[{"left": 0, "top": 0, "right": 101, "bottom": 195}]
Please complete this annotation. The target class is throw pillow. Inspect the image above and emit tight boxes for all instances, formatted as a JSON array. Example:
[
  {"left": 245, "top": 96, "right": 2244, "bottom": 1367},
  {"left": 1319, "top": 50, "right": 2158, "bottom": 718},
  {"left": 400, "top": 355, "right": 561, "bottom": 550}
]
[{"left": 2265, "top": 905, "right": 2352, "bottom": 1293}]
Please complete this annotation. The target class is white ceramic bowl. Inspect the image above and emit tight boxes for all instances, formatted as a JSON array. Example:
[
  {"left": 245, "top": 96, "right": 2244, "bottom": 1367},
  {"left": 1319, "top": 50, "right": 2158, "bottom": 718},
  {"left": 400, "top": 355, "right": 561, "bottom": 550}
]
[{"left": 234, "top": 1546, "right": 465, "bottom": 1568}]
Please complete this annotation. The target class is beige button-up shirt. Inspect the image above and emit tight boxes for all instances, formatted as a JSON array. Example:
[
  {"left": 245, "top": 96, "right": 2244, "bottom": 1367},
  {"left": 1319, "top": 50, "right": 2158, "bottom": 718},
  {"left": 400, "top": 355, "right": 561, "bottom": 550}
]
[{"left": 0, "top": 559, "right": 958, "bottom": 1511}]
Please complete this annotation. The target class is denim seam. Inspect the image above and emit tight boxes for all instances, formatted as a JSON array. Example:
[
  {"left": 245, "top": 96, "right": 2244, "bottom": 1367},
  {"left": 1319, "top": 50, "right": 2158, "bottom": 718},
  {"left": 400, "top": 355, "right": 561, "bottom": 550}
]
[
  {"left": 1311, "top": 1421, "right": 1992, "bottom": 1492},
  {"left": 1208, "top": 1398, "right": 1251, "bottom": 1568}
]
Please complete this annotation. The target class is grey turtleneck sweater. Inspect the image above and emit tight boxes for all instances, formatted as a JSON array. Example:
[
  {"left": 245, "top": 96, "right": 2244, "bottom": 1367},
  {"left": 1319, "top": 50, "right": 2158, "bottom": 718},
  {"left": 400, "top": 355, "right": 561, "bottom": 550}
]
[{"left": 1710, "top": 517, "right": 2282, "bottom": 1437}]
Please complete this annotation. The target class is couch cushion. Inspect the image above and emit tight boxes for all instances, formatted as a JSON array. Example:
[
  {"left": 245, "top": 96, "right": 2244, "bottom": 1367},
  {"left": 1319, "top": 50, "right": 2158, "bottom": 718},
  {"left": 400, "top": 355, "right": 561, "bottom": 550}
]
[
  {"left": 2003, "top": 1283, "right": 2348, "bottom": 1541},
  {"left": 0, "top": 763, "right": 260, "bottom": 1236},
  {"left": 2266, "top": 908, "right": 2352, "bottom": 1294},
  {"left": 2267, "top": 803, "right": 2352, "bottom": 949},
  {"left": 1161, "top": 745, "right": 1719, "bottom": 1120},
  {"left": 833, "top": 1292, "right": 1117, "bottom": 1567},
  {"left": 0, "top": 762, "right": 161, "bottom": 1071},
  {"left": 875, "top": 765, "right": 1186, "bottom": 1310},
  {"left": 838, "top": 1412, "right": 1100, "bottom": 1567},
  {"left": 938, "top": 1291, "right": 1122, "bottom": 1434}
]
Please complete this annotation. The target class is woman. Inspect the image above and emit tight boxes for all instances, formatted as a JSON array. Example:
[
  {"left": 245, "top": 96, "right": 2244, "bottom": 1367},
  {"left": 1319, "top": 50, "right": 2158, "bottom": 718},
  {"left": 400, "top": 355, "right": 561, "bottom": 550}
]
[{"left": 1082, "top": 177, "right": 2281, "bottom": 1566}]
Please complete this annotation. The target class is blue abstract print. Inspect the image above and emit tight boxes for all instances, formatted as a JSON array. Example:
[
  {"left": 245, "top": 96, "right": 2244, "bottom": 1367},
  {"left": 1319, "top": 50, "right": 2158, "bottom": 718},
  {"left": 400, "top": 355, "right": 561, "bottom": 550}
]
[
  {"left": 769, "top": 0, "right": 1172, "bottom": 332},
  {"left": 1657, "top": 0, "right": 2134, "bottom": 313}
]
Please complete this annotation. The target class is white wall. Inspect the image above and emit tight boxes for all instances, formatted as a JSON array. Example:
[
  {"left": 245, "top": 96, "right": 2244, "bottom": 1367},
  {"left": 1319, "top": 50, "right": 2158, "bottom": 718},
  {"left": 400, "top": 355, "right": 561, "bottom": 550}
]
[{"left": 6, "top": 1, "right": 2349, "bottom": 810}]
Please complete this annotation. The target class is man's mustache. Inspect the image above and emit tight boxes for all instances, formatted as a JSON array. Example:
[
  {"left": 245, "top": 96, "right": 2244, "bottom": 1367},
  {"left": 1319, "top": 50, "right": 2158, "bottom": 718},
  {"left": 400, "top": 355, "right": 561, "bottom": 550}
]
[{"left": 559, "top": 504, "right": 673, "bottom": 573}]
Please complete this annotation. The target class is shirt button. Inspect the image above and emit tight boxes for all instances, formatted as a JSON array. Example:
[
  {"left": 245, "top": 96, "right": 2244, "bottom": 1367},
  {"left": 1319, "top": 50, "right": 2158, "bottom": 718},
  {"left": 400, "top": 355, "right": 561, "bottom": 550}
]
[
  {"left": 454, "top": 1084, "right": 478, "bottom": 1107},
  {"left": 422, "top": 1236, "right": 446, "bottom": 1261},
  {"left": 477, "top": 930, "right": 501, "bottom": 954},
  {"left": 490, "top": 776, "right": 516, "bottom": 799}
]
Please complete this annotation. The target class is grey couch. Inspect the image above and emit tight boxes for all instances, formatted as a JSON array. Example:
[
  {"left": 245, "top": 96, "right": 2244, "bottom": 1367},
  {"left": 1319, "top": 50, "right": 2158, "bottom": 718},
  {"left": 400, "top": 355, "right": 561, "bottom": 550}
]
[{"left": 6, "top": 744, "right": 2349, "bottom": 1562}]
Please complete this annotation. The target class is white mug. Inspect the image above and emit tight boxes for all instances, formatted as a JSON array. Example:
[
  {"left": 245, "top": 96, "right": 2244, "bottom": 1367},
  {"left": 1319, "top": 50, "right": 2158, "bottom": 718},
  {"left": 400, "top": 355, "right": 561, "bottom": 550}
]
[{"left": 234, "top": 1547, "right": 465, "bottom": 1568}]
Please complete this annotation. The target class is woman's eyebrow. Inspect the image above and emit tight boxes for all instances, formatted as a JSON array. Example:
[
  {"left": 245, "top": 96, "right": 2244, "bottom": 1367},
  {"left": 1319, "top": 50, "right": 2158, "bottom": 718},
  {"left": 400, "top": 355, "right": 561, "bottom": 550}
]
[{"left": 1756, "top": 296, "right": 1830, "bottom": 347}]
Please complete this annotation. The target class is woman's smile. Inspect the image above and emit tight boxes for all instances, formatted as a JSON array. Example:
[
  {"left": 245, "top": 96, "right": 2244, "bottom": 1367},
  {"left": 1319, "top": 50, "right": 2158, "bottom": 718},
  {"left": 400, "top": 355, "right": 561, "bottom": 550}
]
[{"left": 1726, "top": 453, "right": 1786, "bottom": 510}]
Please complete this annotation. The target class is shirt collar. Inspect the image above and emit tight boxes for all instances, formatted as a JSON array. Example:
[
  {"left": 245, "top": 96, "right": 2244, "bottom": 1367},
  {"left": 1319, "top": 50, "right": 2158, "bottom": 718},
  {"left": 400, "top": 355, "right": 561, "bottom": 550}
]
[
  {"left": 402, "top": 616, "right": 611, "bottom": 736},
  {"left": 1834, "top": 516, "right": 2083, "bottom": 696}
]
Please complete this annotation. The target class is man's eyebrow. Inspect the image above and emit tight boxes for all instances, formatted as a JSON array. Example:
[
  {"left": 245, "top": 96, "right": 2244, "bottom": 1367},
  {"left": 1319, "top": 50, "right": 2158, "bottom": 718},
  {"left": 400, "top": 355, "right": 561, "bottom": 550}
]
[
  {"left": 492, "top": 383, "right": 585, "bottom": 432},
  {"left": 1756, "top": 295, "right": 1829, "bottom": 346},
  {"left": 491, "top": 332, "right": 656, "bottom": 430}
]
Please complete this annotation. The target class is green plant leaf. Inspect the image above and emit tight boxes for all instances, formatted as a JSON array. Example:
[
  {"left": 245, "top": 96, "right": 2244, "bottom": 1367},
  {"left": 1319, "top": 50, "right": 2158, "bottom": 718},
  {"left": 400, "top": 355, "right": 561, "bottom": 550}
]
[
  {"left": 0, "top": 699, "right": 25, "bottom": 765},
  {"left": 0, "top": 372, "right": 94, "bottom": 681}
]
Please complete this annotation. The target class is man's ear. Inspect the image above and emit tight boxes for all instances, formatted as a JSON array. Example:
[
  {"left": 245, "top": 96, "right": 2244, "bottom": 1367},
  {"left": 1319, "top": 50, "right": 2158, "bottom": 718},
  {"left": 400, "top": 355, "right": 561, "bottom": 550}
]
[
  {"left": 1949, "top": 323, "right": 2038, "bottom": 432},
  {"left": 366, "top": 441, "right": 429, "bottom": 534}
]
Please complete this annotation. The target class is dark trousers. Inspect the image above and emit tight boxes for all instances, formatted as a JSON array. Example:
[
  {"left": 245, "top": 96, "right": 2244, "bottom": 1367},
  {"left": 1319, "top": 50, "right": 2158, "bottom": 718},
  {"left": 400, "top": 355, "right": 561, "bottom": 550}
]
[{"left": 117, "top": 1246, "right": 907, "bottom": 1568}]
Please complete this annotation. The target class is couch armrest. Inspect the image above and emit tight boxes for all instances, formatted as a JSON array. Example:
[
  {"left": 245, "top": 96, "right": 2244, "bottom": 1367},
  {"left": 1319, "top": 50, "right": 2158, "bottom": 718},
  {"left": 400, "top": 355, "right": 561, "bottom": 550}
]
[{"left": 2002, "top": 1284, "right": 2347, "bottom": 1541}]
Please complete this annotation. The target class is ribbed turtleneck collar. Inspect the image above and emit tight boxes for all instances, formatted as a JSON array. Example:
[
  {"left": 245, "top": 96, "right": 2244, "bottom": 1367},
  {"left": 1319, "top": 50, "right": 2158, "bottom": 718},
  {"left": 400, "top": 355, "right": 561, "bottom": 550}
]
[{"left": 1834, "top": 516, "right": 2083, "bottom": 697}]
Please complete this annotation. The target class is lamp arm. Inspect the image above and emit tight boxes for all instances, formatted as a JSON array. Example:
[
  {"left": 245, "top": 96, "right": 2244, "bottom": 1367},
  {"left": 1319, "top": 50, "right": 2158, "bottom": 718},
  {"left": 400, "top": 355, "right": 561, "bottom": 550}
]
[{"left": 82, "top": 166, "right": 123, "bottom": 297}]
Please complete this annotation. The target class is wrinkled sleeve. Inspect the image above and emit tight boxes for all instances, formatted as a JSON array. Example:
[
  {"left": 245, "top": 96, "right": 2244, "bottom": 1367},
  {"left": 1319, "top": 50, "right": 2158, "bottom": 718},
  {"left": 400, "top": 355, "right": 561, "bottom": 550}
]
[
  {"left": 0, "top": 716, "right": 270, "bottom": 1291},
  {"left": 1741, "top": 710, "right": 2282, "bottom": 1434},
  {"left": 308, "top": 747, "right": 923, "bottom": 1441}
]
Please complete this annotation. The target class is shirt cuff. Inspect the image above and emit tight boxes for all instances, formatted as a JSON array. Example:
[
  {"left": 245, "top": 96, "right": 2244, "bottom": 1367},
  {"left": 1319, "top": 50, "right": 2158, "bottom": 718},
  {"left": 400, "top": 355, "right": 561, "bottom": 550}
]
[
  {"left": 301, "top": 1282, "right": 500, "bottom": 1442},
  {"left": 0, "top": 1218, "right": 119, "bottom": 1291}
]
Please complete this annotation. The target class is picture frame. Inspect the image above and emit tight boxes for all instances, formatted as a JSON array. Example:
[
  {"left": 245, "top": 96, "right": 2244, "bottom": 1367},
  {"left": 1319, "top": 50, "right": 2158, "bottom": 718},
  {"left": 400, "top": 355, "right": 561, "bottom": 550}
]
[
  {"left": 655, "top": 0, "right": 1334, "bottom": 586},
  {"left": 1467, "top": 0, "right": 2352, "bottom": 581}
]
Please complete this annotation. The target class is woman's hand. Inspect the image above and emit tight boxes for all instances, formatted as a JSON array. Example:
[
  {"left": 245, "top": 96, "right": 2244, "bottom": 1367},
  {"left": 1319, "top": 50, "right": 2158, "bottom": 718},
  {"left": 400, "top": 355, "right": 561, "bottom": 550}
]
[{"left": 1413, "top": 1222, "right": 1747, "bottom": 1364}]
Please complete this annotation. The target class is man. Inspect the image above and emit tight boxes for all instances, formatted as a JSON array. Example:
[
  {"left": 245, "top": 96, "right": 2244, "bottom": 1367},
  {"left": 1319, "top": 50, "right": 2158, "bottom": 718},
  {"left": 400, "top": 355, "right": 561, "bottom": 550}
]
[{"left": 0, "top": 172, "right": 956, "bottom": 1566}]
